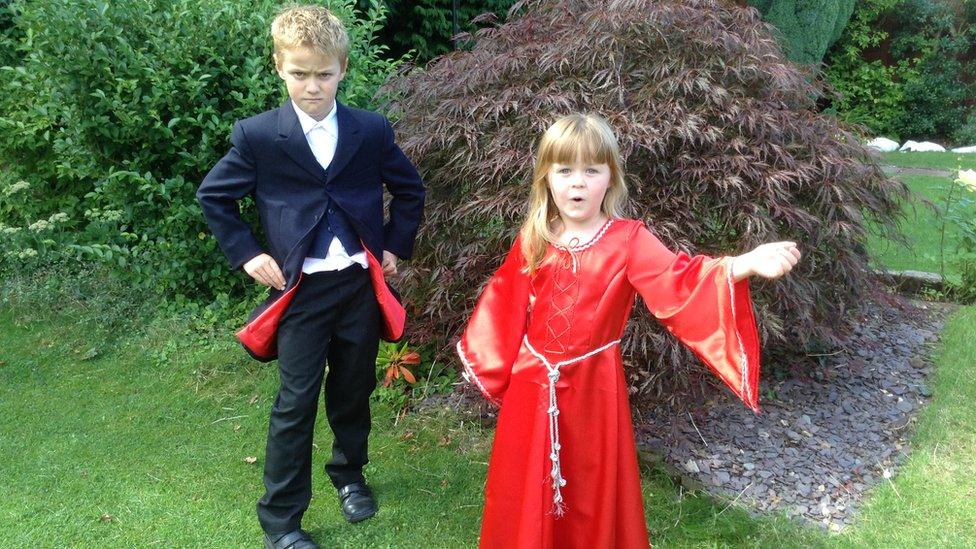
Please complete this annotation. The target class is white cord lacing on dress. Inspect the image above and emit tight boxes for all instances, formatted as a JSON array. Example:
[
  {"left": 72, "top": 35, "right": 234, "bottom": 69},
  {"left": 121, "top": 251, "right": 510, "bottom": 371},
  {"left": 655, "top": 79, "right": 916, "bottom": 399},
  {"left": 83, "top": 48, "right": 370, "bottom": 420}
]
[
  {"left": 523, "top": 336, "right": 621, "bottom": 516},
  {"left": 552, "top": 219, "right": 615, "bottom": 253}
]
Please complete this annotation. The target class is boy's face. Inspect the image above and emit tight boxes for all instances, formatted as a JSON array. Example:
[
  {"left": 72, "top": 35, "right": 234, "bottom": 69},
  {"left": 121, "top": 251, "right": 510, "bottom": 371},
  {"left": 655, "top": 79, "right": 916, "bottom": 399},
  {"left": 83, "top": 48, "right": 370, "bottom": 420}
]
[{"left": 275, "top": 46, "right": 346, "bottom": 121}]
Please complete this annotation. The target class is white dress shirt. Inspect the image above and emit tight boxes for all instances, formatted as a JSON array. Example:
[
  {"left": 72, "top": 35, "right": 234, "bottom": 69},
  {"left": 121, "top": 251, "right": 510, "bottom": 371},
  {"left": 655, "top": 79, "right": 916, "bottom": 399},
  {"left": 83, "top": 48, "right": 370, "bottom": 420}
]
[{"left": 293, "top": 100, "right": 368, "bottom": 273}]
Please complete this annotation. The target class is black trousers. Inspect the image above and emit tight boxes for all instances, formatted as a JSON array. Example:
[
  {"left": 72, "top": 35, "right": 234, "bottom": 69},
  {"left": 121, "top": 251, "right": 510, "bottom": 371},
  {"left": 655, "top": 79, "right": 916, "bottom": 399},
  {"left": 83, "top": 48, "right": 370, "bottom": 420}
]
[{"left": 256, "top": 265, "right": 380, "bottom": 535}]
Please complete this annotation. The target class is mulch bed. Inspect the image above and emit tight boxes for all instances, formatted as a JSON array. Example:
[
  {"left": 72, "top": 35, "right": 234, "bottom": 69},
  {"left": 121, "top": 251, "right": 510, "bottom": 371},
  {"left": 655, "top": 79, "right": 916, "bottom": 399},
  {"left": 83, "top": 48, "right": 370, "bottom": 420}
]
[{"left": 633, "top": 291, "right": 952, "bottom": 531}]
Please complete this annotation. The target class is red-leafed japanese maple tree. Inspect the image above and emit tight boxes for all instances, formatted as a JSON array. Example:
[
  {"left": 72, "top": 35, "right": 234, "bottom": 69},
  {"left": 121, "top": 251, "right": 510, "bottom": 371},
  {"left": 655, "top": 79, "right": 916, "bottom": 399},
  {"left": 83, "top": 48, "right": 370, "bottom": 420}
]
[{"left": 381, "top": 0, "right": 907, "bottom": 405}]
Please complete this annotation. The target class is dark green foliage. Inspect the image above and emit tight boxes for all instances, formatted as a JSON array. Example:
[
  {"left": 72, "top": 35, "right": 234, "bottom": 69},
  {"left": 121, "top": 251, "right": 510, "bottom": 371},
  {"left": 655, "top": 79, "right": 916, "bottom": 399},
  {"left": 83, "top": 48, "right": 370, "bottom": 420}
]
[
  {"left": 886, "top": 0, "right": 976, "bottom": 141},
  {"left": 0, "top": 0, "right": 401, "bottom": 303},
  {"left": 822, "top": 0, "right": 910, "bottom": 136},
  {"left": 823, "top": 0, "right": 976, "bottom": 142},
  {"left": 359, "top": 0, "right": 518, "bottom": 62},
  {"left": 747, "top": 0, "right": 856, "bottom": 64},
  {"left": 382, "top": 0, "right": 908, "bottom": 404},
  {"left": 952, "top": 113, "right": 976, "bottom": 146},
  {"left": 0, "top": 0, "right": 18, "bottom": 66}
]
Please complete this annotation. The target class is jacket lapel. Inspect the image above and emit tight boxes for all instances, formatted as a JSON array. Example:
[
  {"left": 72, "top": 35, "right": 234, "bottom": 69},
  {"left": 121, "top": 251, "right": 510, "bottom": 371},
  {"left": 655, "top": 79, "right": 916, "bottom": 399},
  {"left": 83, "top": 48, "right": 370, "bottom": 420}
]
[
  {"left": 274, "top": 101, "right": 328, "bottom": 182},
  {"left": 327, "top": 103, "right": 363, "bottom": 183}
]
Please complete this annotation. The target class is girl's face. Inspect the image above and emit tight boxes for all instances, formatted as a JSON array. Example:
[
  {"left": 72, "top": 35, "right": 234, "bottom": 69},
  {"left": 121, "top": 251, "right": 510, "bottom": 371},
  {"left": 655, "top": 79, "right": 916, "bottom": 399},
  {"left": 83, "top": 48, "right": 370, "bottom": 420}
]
[{"left": 546, "top": 160, "right": 611, "bottom": 227}]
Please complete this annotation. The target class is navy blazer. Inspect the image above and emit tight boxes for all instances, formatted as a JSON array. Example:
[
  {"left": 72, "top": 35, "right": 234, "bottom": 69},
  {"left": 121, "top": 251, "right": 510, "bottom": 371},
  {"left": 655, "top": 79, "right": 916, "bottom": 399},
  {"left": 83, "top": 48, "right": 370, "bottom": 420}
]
[{"left": 197, "top": 101, "right": 425, "bottom": 312}]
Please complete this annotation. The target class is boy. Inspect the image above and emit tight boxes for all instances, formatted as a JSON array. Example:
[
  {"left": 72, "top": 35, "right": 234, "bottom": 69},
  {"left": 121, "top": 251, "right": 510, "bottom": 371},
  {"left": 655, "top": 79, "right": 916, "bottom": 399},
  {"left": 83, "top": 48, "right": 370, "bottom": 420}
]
[{"left": 196, "top": 6, "right": 425, "bottom": 549}]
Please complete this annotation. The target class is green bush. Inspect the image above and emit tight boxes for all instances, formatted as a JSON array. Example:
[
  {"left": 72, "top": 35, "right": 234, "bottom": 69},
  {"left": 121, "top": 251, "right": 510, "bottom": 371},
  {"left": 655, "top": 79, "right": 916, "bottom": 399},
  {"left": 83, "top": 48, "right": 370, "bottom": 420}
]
[
  {"left": 952, "top": 113, "right": 976, "bottom": 147},
  {"left": 0, "top": 0, "right": 17, "bottom": 67},
  {"left": 360, "top": 0, "right": 518, "bottom": 63},
  {"left": 747, "top": 0, "right": 856, "bottom": 65},
  {"left": 946, "top": 172, "right": 976, "bottom": 303},
  {"left": 822, "top": 0, "right": 913, "bottom": 137},
  {"left": 823, "top": 0, "right": 976, "bottom": 142},
  {"left": 0, "top": 0, "right": 402, "bottom": 304},
  {"left": 887, "top": 0, "right": 975, "bottom": 142}
]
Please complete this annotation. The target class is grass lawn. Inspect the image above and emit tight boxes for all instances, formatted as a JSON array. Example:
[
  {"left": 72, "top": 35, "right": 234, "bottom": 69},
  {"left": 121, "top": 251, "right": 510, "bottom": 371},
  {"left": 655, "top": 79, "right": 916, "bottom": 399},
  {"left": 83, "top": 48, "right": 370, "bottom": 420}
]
[
  {"left": 879, "top": 151, "right": 976, "bottom": 171},
  {"left": 867, "top": 153, "right": 976, "bottom": 277},
  {"left": 2, "top": 275, "right": 975, "bottom": 546},
  {"left": 0, "top": 304, "right": 488, "bottom": 547}
]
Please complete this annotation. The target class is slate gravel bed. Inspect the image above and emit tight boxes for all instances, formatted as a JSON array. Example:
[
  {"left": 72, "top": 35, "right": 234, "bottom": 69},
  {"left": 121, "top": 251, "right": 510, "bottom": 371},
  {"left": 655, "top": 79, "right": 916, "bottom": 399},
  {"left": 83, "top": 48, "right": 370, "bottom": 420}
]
[{"left": 634, "top": 294, "right": 951, "bottom": 531}]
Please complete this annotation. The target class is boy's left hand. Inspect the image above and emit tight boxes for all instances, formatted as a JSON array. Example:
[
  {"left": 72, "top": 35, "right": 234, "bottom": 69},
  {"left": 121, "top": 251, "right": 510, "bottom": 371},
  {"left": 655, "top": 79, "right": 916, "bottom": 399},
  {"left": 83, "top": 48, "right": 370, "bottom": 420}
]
[
  {"left": 732, "top": 241, "right": 801, "bottom": 281},
  {"left": 382, "top": 250, "right": 398, "bottom": 276}
]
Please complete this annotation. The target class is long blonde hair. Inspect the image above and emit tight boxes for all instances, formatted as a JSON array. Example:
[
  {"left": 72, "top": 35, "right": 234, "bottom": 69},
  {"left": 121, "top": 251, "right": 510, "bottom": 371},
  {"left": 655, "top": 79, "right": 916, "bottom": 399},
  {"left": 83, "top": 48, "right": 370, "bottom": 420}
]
[{"left": 520, "top": 113, "right": 628, "bottom": 273}]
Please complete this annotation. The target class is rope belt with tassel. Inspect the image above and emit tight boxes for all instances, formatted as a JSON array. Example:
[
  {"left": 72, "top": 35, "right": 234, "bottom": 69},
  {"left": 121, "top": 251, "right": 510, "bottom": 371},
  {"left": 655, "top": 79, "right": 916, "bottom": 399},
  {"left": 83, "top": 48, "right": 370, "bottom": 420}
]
[{"left": 522, "top": 335, "right": 621, "bottom": 516}]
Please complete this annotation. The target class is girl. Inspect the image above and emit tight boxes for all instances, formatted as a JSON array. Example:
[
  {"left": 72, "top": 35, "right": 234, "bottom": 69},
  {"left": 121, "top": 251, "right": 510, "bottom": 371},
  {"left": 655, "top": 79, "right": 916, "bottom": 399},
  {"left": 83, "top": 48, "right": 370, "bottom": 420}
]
[{"left": 456, "top": 113, "right": 800, "bottom": 548}]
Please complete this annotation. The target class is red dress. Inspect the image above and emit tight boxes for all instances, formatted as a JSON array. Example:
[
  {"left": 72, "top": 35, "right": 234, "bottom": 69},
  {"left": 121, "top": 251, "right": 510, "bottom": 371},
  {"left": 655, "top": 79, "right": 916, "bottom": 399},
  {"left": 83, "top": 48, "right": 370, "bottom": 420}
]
[{"left": 457, "top": 218, "right": 760, "bottom": 549}]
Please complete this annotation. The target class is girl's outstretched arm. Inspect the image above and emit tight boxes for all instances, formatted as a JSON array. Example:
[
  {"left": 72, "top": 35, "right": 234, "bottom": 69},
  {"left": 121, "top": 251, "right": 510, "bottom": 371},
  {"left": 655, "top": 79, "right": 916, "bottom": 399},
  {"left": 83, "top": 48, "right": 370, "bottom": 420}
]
[{"left": 626, "top": 222, "right": 762, "bottom": 412}]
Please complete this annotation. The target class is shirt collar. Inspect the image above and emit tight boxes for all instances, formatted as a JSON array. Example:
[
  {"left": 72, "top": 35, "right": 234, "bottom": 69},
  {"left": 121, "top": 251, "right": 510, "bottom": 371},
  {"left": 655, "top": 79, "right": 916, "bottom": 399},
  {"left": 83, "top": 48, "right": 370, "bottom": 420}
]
[{"left": 293, "top": 100, "right": 338, "bottom": 136}]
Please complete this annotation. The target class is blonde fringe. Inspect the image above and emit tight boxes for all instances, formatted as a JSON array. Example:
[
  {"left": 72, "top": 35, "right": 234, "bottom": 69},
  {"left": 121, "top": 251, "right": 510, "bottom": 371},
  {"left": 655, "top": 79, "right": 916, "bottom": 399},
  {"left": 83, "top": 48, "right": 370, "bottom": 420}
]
[{"left": 520, "top": 113, "right": 629, "bottom": 274}]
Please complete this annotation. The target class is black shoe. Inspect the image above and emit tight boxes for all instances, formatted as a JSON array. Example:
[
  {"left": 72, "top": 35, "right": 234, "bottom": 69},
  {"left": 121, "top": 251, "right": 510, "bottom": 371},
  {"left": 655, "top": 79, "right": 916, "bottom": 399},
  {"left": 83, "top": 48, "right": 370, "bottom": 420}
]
[
  {"left": 337, "top": 482, "right": 378, "bottom": 523},
  {"left": 263, "top": 529, "right": 319, "bottom": 549}
]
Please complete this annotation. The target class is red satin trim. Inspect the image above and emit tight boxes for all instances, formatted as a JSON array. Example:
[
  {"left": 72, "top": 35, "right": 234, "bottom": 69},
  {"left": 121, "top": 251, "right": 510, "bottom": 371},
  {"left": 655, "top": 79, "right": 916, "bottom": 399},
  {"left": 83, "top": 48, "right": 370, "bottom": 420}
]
[
  {"left": 364, "top": 247, "right": 406, "bottom": 342},
  {"left": 235, "top": 274, "right": 303, "bottom": 361},
  {"left": 236, "top": 246, "right": 406, "bottom": 360}
]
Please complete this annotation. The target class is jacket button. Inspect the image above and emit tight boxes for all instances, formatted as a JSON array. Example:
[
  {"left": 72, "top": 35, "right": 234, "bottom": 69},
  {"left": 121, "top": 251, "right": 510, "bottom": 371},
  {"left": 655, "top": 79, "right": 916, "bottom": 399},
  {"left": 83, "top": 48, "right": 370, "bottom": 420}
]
[{"left": 328, "top": 208, "right": 334, "bottom": 214}]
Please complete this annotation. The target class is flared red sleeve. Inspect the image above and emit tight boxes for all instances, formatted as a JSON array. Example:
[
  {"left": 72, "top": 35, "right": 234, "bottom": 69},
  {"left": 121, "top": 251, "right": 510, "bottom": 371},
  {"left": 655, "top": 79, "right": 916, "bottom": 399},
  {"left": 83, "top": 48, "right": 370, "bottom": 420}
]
[
  {"left": 456, "top": 237, "right": 532, "bottom": 407},
  {"left": 625, "top": 222, "right": 761, "bottom": 412}
]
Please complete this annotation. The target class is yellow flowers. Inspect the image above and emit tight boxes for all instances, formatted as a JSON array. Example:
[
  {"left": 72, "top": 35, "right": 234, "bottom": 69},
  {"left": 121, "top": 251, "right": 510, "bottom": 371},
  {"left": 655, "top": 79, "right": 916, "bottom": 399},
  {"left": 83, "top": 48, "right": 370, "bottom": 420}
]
[{"left": 957, "top": 169, "right": 976, "bottom": 193}]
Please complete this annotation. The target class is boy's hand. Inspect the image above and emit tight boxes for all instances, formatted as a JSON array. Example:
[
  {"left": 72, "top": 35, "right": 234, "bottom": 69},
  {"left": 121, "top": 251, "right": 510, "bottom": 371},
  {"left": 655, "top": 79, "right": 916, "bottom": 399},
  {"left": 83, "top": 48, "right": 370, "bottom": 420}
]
[
  {"left": 244, "top": 253, "right": 286, "bottom": 290},
  {"left": 732, "top": 242, "right": 800, "bottom": 281},
  {"left": 382, "top": 250, "right": 398, "bottom": 276}
]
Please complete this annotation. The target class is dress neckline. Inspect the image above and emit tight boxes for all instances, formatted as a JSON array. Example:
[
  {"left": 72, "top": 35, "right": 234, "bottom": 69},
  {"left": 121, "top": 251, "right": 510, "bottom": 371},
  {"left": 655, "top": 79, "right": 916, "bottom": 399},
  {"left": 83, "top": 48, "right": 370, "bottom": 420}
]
[{"left": 551, "top": 218, "right": 616, "bottom": 253}]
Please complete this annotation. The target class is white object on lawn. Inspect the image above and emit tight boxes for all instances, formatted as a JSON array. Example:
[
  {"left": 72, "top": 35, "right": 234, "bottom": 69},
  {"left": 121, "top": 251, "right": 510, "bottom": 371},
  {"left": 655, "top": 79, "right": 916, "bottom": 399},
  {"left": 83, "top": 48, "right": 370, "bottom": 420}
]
[
  {"left": 950, "top": 145, "right": 976, "bottom": 153},
  {"left": 899, "top": 140, "right": 946, "bottom": 152},
  {"left": 866, "top": 137, "right": 900, "bottom": 152}
]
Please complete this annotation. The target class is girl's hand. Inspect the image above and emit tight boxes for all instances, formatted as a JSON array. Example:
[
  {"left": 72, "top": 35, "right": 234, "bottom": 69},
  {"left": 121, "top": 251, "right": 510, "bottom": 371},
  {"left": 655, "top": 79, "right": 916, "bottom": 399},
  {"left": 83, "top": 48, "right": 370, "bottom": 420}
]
[{"left": 732, "top": 242, "right": 801, "bottom": 281}]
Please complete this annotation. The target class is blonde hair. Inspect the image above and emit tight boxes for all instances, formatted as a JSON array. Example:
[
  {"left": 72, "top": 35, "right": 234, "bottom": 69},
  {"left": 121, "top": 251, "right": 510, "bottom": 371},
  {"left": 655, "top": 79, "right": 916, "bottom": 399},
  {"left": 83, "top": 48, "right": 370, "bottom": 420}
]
[
  {"left": 271, "top": 5, "right": 350, "bottom": 63},
  {"left": 519, "top": 113, "right": 628, "bottom": 273}
]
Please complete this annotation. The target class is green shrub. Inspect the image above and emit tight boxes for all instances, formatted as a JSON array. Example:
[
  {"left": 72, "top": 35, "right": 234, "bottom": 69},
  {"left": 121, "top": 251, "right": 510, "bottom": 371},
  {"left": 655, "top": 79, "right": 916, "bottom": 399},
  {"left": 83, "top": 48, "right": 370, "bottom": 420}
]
[
  {"left": 823, "top": 0, "right": 976, "bottom": 141},
  {"left": 822, "top": 0, "right": 913, "bottom": 137},
  {"left": 952, "top": 113, "right": 976, "bottom": 147},
  {"left": 887, "top": 0, "right": 975, "bottom": 141},
  {"left": 946, "top": 171, "right": 976, "bottom": 303},
  {"left": 0, "top": 0, "right": 402, "bottom": 304},
  {"left": 747, "top": 0, "right": 856, "bottom": 65},
  {"left": 0, "top": 0, "right": 17, "bottom": 67},
  {"left": 360, "top": 0, "right": 518, "bottom": 63}
]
